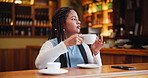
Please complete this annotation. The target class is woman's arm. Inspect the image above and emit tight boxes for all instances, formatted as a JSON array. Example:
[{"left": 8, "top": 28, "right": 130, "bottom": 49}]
[
  {"left": 35, "top": 41, "right": 68, "bottom": 69},
  {"left": 84, "top": 44, "right": 102, "bottom": 66},
  {"left": 91, "top": 36, "right": 105, "bottom": 56}
]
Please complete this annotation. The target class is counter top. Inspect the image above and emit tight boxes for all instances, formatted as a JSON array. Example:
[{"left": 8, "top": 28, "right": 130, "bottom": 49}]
[
  {"left": 0, "top": 63, "right": 148, "bottom": 78},
  {"left": 26, "top": 46, "right": 148, "bottom": 56}
]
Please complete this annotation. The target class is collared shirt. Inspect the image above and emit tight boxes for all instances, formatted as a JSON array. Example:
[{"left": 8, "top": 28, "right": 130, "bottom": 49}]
[{"left": 35, "top": 38, "right": 102, "bottom": 69}]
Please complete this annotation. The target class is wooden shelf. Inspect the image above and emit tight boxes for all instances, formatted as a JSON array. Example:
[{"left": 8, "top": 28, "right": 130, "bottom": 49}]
[
  {"left": 0, "top": 35, "right": 48, "bottom": 38},
  {"left": 113, "top": 0, "right": 148, "bottom": 39},
  {"left": 90, "top": 25, "right": 102, "bottom": 28},
  {"left": 0, "top": 1, "right": 56, "bottom": 38},
  {"left": 82, "top": 0, "right": 113, "bottom": 36},
  {"left": 34, "top": 5, "right": 49, "bottom": 8},
  {"left": 83, "top": 13, "right": 92, "bottom": 18}
]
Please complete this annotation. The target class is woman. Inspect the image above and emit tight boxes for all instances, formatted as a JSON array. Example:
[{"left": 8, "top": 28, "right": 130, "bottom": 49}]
[{"left": 35, "top": 7, "right": 104, "bottom": 69}]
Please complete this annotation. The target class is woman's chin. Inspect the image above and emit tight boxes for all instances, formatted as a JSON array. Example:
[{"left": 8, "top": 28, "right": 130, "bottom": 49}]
[
  {"left": 77, "top": 31, "right": 80, "bottom": 34},
  {"left": 77, "top": 29, "right": 80, "bottom": 33}
]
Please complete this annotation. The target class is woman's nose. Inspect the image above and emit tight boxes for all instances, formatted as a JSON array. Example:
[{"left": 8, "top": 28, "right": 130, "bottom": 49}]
[{"left": 77, "top": 20, "right": 81, "bottom": 24}]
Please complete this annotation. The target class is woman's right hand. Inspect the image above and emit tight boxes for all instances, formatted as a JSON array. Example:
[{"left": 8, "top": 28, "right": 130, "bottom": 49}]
[{"left": 63, "top": 34, "right": 83, "bottom": 47}]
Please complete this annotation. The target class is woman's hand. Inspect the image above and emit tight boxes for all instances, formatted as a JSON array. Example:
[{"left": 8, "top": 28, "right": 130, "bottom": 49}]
[
  {"left": 64, "top": 34, "right": 83, "bottom": 47},
  {"left": 91, "top": 36, "right": 105, "bottom": 55}
]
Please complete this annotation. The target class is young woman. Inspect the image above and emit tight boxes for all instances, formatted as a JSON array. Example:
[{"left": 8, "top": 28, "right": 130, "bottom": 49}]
[{"left": 35, "top": 7, "right": 105, "bottom": 69}]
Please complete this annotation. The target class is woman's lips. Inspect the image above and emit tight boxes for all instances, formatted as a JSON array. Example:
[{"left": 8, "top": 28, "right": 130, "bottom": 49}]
[{"left": 77, "top": 26, "right": 81, "bottom": 29}]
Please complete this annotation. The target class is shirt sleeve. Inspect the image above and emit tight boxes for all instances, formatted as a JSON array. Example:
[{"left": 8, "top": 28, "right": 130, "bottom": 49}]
[
  {"left": 84, "top": 44, "right": 102, "bottom": 67},
  {"left": 35, "top": 41, "right": 68, "bottom": 69},
  {"left": 93, "top": 52, "right": 102, "bottom": 66}
]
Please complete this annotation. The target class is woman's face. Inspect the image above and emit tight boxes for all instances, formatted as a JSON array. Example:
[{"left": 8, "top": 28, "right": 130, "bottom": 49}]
[{"left": 65, "top": 10, "right": 81, "bottom": 35}]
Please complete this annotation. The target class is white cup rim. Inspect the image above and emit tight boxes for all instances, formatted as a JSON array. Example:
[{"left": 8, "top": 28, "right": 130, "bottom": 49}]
[
  {"left": 82, "top": 34, "right": 97, "bottom": 44},
  {"left": 83, "top": 34, "right": 96, "bottom": 36},
  {"left": 47, "top": 62, "right": 60, "bottom": 64},
  {"left": 47, "top": 62, "right": 61, "bottom": 69}
]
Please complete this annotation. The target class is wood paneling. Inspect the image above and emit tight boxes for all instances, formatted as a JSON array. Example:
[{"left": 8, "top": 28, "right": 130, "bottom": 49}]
[
  {"left": 100, "top": 48, "right": 148, "bottom": 56},
  {"left": 101, "top": 54, "right": 114, "bottom": 65},
  {"left": 26, "top": 47, "right": 40, "bottom": 69},
  {"left": 13, "top": 50, "right": 27, "bottom": 70},
  {"left": 0, "top": 48, "right": 39, "bottom": 72},
  {"left": 101, "top": 53, "right": 148, "bottom": 65},
  {"left": 0, "top": 47, "right": 147, "bottom": 72}
]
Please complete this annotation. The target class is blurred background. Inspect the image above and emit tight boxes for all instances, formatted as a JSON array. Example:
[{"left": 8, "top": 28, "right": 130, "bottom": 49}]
[{"left": 0, "top": 0, "right": 147, "bottom": 72}]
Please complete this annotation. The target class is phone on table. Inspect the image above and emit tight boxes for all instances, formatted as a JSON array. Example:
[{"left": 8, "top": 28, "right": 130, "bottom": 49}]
[{"left": 111, "top": 66, "right": 136, "bottom": 70}]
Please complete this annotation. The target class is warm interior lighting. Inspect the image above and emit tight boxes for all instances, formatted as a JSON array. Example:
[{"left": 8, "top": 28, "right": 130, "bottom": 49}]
[
  {"left": 102, "top": 1, "right": 108, "bottom": 10},
  {"left": 88, "top": 3, "right": 98, "bottom": 13},
  {"left": 88, "top": 4, "right": 92, "bottom": 13},
  {"left": 101, "top": 26, "right": 113, "bottom": 37},
  {"left": 5, "top": 0, "right": 13, "bottom": 2},
  {"left": 10, "top": 21, "right": 13, "bottom": 25},
  {"left": 87, "top": 0, "right": 113, "bottom": 37},
  {"left": 105, "top": 18, "right": 109, "bottom": 24},
  {"left": 30, "top": 0, "right": 34, "bottom": 5},
  {"left": 92, "top": 3, "right": 97, "bottom": 12},
  {"left": 101, "top": 30, "right": 110, "bottom": 36},
  {"left": 14, "top": 0, "right": 34, "bottom": 5},
  {"left": 103, "top": 5, "right": 108, "bottom": 10},
  {"left": 15, "top": 0, "right": 22, "bottom": 4}
]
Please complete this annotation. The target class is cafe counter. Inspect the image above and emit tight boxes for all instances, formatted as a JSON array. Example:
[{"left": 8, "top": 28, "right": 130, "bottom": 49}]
[
  {"left": 0, "top": 46, "right": 147, "bottom": 72},
  {"left": 26, "top": 46, "right": 148, "bottom": 65},
  {"left": 26, "top": 46, "right": 148, "bottom": 56},
  {"left": 0, "top": 63, "right": 148, "bottom": 78}
]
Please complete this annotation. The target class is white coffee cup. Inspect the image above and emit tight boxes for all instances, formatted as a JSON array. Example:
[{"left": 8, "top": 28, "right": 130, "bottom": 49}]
[
  {"left": 83, "top": 34, "right": 97, "bottom": 44},
  {"left": 47, "top": 62, "right": 61, "bottom": 72}
]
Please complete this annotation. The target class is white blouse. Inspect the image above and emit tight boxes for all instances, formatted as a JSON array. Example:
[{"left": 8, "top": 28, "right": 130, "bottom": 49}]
[{"left": 35, "top": 40, "right": 102, "bottom": 69}]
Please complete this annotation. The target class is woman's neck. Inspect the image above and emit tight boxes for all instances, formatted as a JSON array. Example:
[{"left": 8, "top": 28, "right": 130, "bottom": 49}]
[
  {"left": 65, "top": 32, "right": 76, "bottom": 39},
  {"left": 65, "top": 33, "right": 73, "bottom": 38}
]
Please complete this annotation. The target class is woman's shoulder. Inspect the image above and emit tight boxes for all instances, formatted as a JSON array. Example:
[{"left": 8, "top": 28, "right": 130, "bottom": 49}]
[
  {"left": 48, "top": 38, "right": 58, "bottom": 45},
  {"left": 49, "top": 38, "right": 57, "bottom": 42},
  {"left": 42, "top": 38, "right": 58, "bottom": 47}
]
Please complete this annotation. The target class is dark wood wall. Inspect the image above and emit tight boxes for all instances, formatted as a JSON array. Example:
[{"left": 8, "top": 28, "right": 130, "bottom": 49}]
[
  {"left": 101, "top": 54, "right": 148, "bottom": 65},
  {"left": 0, "top": 48, "right": 39, "bottom": 72},
  {"left": 0, "top": 48, "right": 148, "bottom": 72}
]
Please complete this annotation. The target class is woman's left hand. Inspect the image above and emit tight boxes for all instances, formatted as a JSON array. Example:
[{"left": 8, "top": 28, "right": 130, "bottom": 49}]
[{"left": 91, "top": 36, "right": 105, "bottom": 55}]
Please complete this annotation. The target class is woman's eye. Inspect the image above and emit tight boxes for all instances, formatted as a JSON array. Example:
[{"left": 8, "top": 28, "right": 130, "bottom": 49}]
[{"left": 72, "top": 18, "right": 76, "bottom": 21}]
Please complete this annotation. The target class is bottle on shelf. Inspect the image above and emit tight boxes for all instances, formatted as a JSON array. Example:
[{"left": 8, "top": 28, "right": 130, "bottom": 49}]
[
  {"left": 15, "top": 29, "right": 19, "bottom": 35},
  {"left": 15, "top": 5, "right": 32, "bottom": 26},
  {"left": 35, "top": 8, "right": 49, "bottom": 27},
  {"left": 0, "top": 26, "right": 12, "bottom": 36},
  {"left": 0, "top": 2, "right": 52, "bottom": 37},
  {"left": 40, "top": 28, "right": 43, "bottom": 36},
  {"left": 120, "top": 27, "right": 124, "bottom": 36},
  {"left": 28, "top": 28, "right": 31, "bottom": 36},
  {"left": 0, "top": 14, "right": 2, "bottom": 24},
  {"left": 45, "top": 28, "right": 49, "bottom": 36},
  {"left": 21, "top": 30, "right": 25, "bottom": 36}
]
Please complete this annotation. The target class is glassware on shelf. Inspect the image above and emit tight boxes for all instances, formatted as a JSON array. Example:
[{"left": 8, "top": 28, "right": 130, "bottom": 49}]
[
  {"left": 27, "top": 28, "right": 31, "bottom": 36},
  {"left": 34, "top": 8, "right": 49, "bottom": 27},
  {"left": 14, "top": 0, "right": 34, "bottom": 5},
  {"left": 15, "top": 5, "right": 32, "bottom": 26}
]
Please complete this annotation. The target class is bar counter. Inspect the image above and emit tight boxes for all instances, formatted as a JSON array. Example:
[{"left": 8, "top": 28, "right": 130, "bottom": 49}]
[
  {"left": 26, "top": 46, "right": 148, "bottom": 56},
  {"left": 0, "top": 63, "right": 148, "bottom": 78},
  {"left": 26, "top": 45, "right": 148, "bottom": 65},
  {"left": 101, "top": 48, "right": 148, "bottom": 56},
  {"left": 0, "top": 46, "right": 147, "bottom": 72}
]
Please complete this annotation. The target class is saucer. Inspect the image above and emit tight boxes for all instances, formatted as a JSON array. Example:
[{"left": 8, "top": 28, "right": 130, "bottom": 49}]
[
  {"left": 38, "top": 69, "right": 68, "bottom": 75},
  {"left": 77, "top": 64, "right": 100, "bottom": 68}
]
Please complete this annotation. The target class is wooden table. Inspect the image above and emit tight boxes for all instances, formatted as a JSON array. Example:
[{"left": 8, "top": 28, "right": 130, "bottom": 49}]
[{"left": 0, "top": 63, "right": 148, "bottom": 78}]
